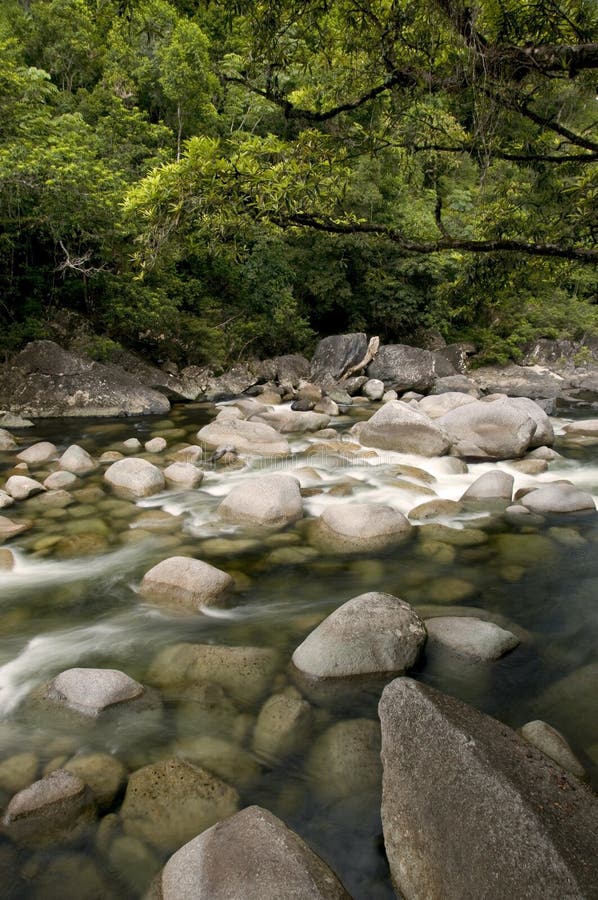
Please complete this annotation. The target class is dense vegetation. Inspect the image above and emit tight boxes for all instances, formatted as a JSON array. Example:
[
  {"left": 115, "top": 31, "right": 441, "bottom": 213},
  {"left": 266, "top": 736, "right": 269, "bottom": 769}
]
[{"left": 0, "top": 0, "right": 596, "bottom": 368}]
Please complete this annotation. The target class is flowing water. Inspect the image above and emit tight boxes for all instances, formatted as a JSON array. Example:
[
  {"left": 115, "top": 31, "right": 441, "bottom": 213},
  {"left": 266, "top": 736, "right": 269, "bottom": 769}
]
[{"left": 0, "top": 401, "right": 597, "bottom": 898}]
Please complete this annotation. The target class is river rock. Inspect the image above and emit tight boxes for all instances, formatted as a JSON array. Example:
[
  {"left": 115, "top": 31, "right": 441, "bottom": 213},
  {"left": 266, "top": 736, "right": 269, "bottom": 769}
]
[
  {"left": 255, "top": 409, "right": 331, "bottom": 433},
  {"left": 252, "top": 693, "right": 313, "bottom": 760},
  {"left": 64, "top": 753, "right": 128, "bottom": 810},
  {"left": 429, "top": 374, "right": 479, "bottom": 395},
  {"left": 362, "top": 378, "right": 384, "bottom": 400},
  {"left": 367, "top": 344, "right": 436, "bottom": 391},
  {"left": 292, "top": 592, "right": 426, "bottom": 680},
  {"left": 437, "top": 397, "right": 537, "bottom": 459},
  {"left": 103, "top": 457, "right": 165, "bottom": 499},
  {"left": 149, "top": 805, "right": 351, "bottom": 900},
  {"left": 0, "top": 340, "right": 170, "bottom": 417},
  {"left": 203, "top": 364, "right": 258, "bottom": 400},
  {"left": 43, "top": 470, "right": 78, "bottom": 490},
  {"left": 145, "top": 437, "right": 167, "bottom": 453},
  {"left": 120, "top": 758, "right": 239, "bottom": 852},
  {"left": 218, "top": 474, "right": 302, "bottom": 528},
  {"left": 521, "top": 483, "right": 595, "bottom": 514},
  {"left": 0, "top": 429, "right": 16, "bottom": 451},
  {"left": 379, "top": 677, "right": 598, "bottom": 900},
  {"left": 519, "top": 720, "right": 587, "bottom": 781},
  {"left": 408, "top": 498, "right": 462, "bottom": 520},
  {"left": 418, "top": 392, "right": 477, "bottom": 418},
  {"left": 359, "top": 401, "right": 450, "bottom": 456},
  {"left": 310, "top": 333, "right": 368, "bottom": 382},
  {"left": 0, "top": 752, "right": 38, "bottom": 795},
  {"left": 306, "top": 719, "right": 382, "bottom": 802},
  {"left": 139, "top": 557, "right": 234, "bottom": 612},
  {"left": 461, "top": 470, "right": 514, "bottom": 501},
  {"left": 16, "top": 441, "right": 57, "bottom": 465},
  {"left": 425, "top": 616, "right": 520, "bottom": 660},
  {"left": 174, "top": 736, "right": 259, "bottom": 789},
  {"left": 537, "top": 663, "right": 598, "bottom": 745},
  {"left": 4, "top": 475, "right": 45, "bottom": 500},
  {"left": 312, "top": 503, "right": 412, "bottom": 553},
  {"left": 58, "top": 444, "right": 96, "bottom": 474},
  {"left": 38, "top": 667, "right": 146, "bottom": 719},
  {"left": 470, "top": 363, "right": 563, "bottom": 400},
  {"left": 197, "top": 419, "right": 290, "bottom": 456},
  {"left": 562, "top": 419, "right": 598, "bottom": 437},
  {"left": 163, "top": 462, "right": 204, "bottom": 489},
  {"left": 1, "top": 769, "right": 95, "bottom": 847},
  {"left": 175, "top": 682, "right": 239, "bottom": 739},
  {"left": 0, "top": 491, "right": 14, "bottom": 510},
  {"left": 0, "top": 516, "right": 32, "bottom": 541}
]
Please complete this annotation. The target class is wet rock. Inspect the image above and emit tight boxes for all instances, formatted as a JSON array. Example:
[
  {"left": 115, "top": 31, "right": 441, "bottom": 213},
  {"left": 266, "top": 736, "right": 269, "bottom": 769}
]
[
  {"left": 0, "top": 752, "right": 38, "bottom": 795},
  {"left": 314, "top": 396, "right": 340, "bottom": 416},
  {"left": 197, "top": 419, "right": 290, "bottom": 456},
  {"left": 1, "top": 769, "right": 95, "bottom": 847},
  {"left": 43, "top": 470, "right": 78, "bottom": 490},
  {"left": 0, "top": 490, "right": 14, "bottom": 509},
  {"left": 311, "top": 503, "right": 412, "bottom": 553},
  {"left": 4, "top": 475, "right": 45, "bottom": 500},
  {"left": 310, "top": 333, "right": 368, "bottom": 383},
  {"left": 120, "top": 758, "right": 239, "bottom": 852},
  {"left": 171, "top": 445, "right": 203, "bottom": 464},
  {"left": 175, "top": 682, "right": 239, "bottom": 739},
  {"left": 360, "top": 401, "right": 450, "bottom": 456},
  {"left": 418, "top": 523, "right": 487, "bottom": 546},
  {"left": 509, "top": 397, "right": 554, "bottom": 448},
  {"left": 424, "top": 577, "right": 477, "bottom": 604},
  {"left": 16, "top": 442, "right": 57, "bottom": 465},
  {"left": 27, "top": 851, "right": 117, "bottom": 900},
  {"left": 292, "top": 592, "right": 425, "bottom": 680},
  {"left": 123, "top": 437, "right": 142, "bottom": 450},
  {"left": 520, "top": 721, "right": 587, "bottom": 781},
  {"left": 367, "top": 344, "right": 436, "bottom": 392},
  {"left": 418, "top": 392, "right": 476, "bottom": 418},
  {"left": 408, "top": 498, "right": 462, "bottom": 520},
  {"left": 0, "top": 516, "right": 33, "bottom": 541},
  {"left": 362, "top": 378, "right": 384, "bottom": 400},
  {"left": 527, "top": 446, "right": 561, "bottom": 460},
  {"left": 0, "top": 429, "right": 16, "bottom": 451},
  {"left": 163, "top": 462, "right": 204, "bottom": 489},
  {"left": 521, "top": 483, "right": 595, "bottom": 514},
  {"left": 147, "top": 644, "right": 281, "bottom": 706},
  {"left": 64, "top": 753, "right": 127, "bottom": 810},
  {"left": 38, "top": 667, "right": 146, "bottom": 719},
  {"left": 149, "top": 805, "right": 351, "bottom": 900},
  {"left": 461, "top": 471, "right": 514, "bottom": 501},
  {"left": 58, "top": 445, "right": 96, "bottom": 474},
  {"left": 255, "top": 409, "right": 331, "bottom": 433},
  {"left": 0, "top": 548, "right": 15, "bottom": 569},
  {"left": 218, "top": 474, "right": 302, "bottom": 528},
  {"left": 107, "top": 834, "right": 161, "bottom": 894},
  {"left": 53, "top": 531, "right": 108, "bottom": 557},
  {"left": 306, "top": 719, "right": 382, "bottom": 802},
  {"left": 203, "top": 364, "right": 258, "bottom": 400},
  {"left": 537, "top": 663, "right": 598, "bottom": 745},
  {"left": 145, "top": 437, "right": 167, "bottom": 453},
  {"left": 139, "top": 556, "right": 234, "bottom": 612},
  {"left": 26, "top": 488, "right": 73, "bottom": 510},
  {"left": 252, "top": 693, "right": 313, "bottom": 760},
  {"left": 563, "top": 419, "right": 598, "bottom": 437},
  {"left": 132, "top": 509, "right": 183, "bottom": 534},
  {"left": 425, "top": 616, "right": 520, "bottom": 660},
  {"left": 507, "top": 459, "right": 548, "bottom": 475},
  {"left": 379, "top": 677, "right": 598, "bottom": 900},
  {"left": 438, "top": 397, "right": 537, "bottom": 459},
  {"left": 103, "top": 457, "right": 165, "bottom": 499},
  {"left": 174, "top": 736, "right": 259, "bottom": 789}
]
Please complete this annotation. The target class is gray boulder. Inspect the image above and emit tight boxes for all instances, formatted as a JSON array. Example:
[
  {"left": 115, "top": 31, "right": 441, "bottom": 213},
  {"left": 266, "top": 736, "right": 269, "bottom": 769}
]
[
  {"left": 139, "top": 556, "right": 234, "bottom": 612},
  {"left": 1, "top": 769, "right": 95, "bottom": 847},
  {"left": 16, "top": 441, "right": 57, "bottom": 464},
  {"left": 4, "top": 475, "right": 45, "bottom": 500},
  {"left": 121, "top": 758, "right": 239, "bottom": 852},
  {"left": 311, "top": 502, "right": 413, "bottom": 553},
  {"left": 379, "top": 677, "right": 598, "bottom": 900},
  {"left": 360, "top": 401, "right": 450, "bottom": 456},
  {"left": 254, "top": 409, "right": 331, "bottom": 433},
  {"left": 0, "top": 515, "right": 32, "bottom": 541},
  {"left": 429, "top": 374, "right": 479, "bottom": 395},
  {"left": 471, "top": 363, "right": 563, "bottom": 400},
  {"left": 418, "top": 392, "right": 476, "bottom": 419},
  {"left": 509, "top": 397, "right": 554, "bottom": 448},
  {"left": 0, "top": 429, "right": 16, "bottom": 450},
  {"left": 366, "top": 344, "right": 436, "bottom": 391},
  {"left": 58, "top": 444, "right": 96, "bottom": 474},
  {"left": 203, "top": 365, "right": 258, "bottom": 401},
  {"left": 197, "top": 419, "right": 290, "bottom": 456},
  {"left": 362, "top": 378, "right": 385, "bottom": 400},
  {"left": 521, "top": 483, "right": 595, "bottom": 514},
  {"left": 425, "top": 616, "right": 520, "bottom": 660},
  {"left": 0, "top": 340, "right": 170, "bottom": 417},
  {"left": 163, "top": 462, "right": 204, "bottom": 489},
  {"left": 149, "top": 805, "right": 350, "bottom": 900},
  {"left": 438, "top": 398, "right": 536, "bottom": 459},
  {"left": 218, "top": 474, "right": 302, "bottom": 528},
  {"left": 292, "top": 592, "right": 425, "bottom": 679},
  {"left": 310, "top": 333, "right": 368, "bottom": 382},
  {"left": 103, "top": 457, "right": 165, "bottom": 499},
  {"left": 461, "top": 471, "right": 514, "bottom": 501}
]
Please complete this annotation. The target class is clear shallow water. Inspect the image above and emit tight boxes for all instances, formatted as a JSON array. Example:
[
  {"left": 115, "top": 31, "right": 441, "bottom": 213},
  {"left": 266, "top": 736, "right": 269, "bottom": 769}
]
[{"left": 0, "top": 403, "right": 596, "bottom": 898}]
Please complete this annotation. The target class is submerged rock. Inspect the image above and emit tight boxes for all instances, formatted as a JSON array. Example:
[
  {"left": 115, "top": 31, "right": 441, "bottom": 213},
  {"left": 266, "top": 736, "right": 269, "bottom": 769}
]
[
  {"left": 149, "top": 805, "right": 351, "bottom": 900},
  {"left": 252, "top": 693, "right": 313, "bottom": 761},
  {"left": 104, "top": 457, "right": 165, "bottom": 499},
  {"left": 139, "top": 556, "right": 234, "bottom": 613},
  {"left": 306, "top": 719, "right": 382, "bottom": 802},
  {"left": 64, "top": 753, "right": 128, "bottom": 811},
  {"left": 218, "top": 474, "right": 302, "bottom": 528},
  {"left": 425, "top": 616, "right": 520, "bottom": 660},
  {"left": 1, "top": 769, "right": 95, "bottom": 847},
  {"left": 36, "top": 667, "right": 154, "bottom": 722},
  {"left": 379, "top": 677, "right": 598, "bottom": 900},
  {"left": 311, "top": 502, "right": 412, "bottom": 553},
  {"left": 519, "top": 720, "right": 587, "bottom": 781}
]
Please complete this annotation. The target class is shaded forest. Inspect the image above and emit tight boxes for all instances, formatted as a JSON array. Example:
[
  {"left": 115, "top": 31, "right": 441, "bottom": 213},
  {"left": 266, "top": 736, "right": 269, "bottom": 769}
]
[{"left": 0, "top": 0, "right": 596, "bottom": 368}]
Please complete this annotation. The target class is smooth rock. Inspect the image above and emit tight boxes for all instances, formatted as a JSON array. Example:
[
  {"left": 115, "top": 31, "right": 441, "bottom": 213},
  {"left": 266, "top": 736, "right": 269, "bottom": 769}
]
[
  {"left": 163, "top": 462, "right": 204, "bottom": 489},
  {"left": 360, "top": 401, "right": 450, "bottom": 456},
  {"left": 145, "top": 437, "right": 167, "bottom": 453},
  {"left": 520, "top": 720, "right": 587, "bottom": 781},
  {"left": 408, "top": 498, "right": 462, "bottom": 520},
  {"left": 418, "top": 392, "right": 476, "bottom": 419},
  {"left": 306, "top": 719, "right": 382, "bottom": 802},
  {"left": 380, "top": 678, "right": 598, "bottom": 900},
  {"left": 1, "top": 769, "right": 95, "bottom": 847},
  {"left": 0, "top": 429, "right": 16, "bottom": 450},
  {"left": 425, "top": 616, "right": 520, "bottom": 660},
  {"left": 252, "top": 693, "right": 313, "bottom": 760},
  {"left": 521, "top": 483, "right": 595, "bottom": 514},
  {"left": 461, "top": 470, "right": 514, "bottom": 501},
  {"left": 509, "top": 397, "right": 554, "bottom": 448},
  {"left": 438, "top": 398, "right": 537, "bottom": 459},
  {"left": 0, "top": 516, "right": 32, "bottom": 541},
  {"left": 292, "top": 592, "right": 426, "bottom": 679},
  {"left": 120, "top": 758, "right": 239, "bottom": 852},
  {"left": 150, "top": 805, "right": 351, "bottom": 900},
  {"left": 43, "top": 470, "right": 78, "bottom": 490},
  {"left": 218, "top": 474, "right": 302, "bottom": 528},
  {"left": 103, "top": 457, "right": 165, "bottom": 499},
  {"left": 312, "top": 503, "right": 412, "bottom": 553},
  {"left": 16, "top": 441, "right": 57, "bottom": 465},
  {"left": 64, "top": 753, "right": 128, "bottom": 810},
  {"left": 197, "top": 419, "right": 290, "bottom": 456},
  {"left": 4, "top": 475, "right": 45, "bottom": 500},
  {"left": 367, "top": 345, "right": 436, "bottom": 392},
  {"left": 139, "top": 556, "right": 234, "bottom": 612},
  {"left": 362, "top": 378, "right": 384, "bottom": 400},
  {"left": 41, "top": 667, "right": 144, "bottom": 718},
  {"left": 174, "top": 736, "right": 259, "bottom": 789},
  {"left": 58, "top": 444, "right": 96, "bottom": 474}
]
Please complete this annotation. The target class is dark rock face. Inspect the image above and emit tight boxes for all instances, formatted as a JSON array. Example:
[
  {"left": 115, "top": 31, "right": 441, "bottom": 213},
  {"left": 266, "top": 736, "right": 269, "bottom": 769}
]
[
  {"left": 471, "top": 364, "right": 563, "bottom": 400},
  {"left": 150, "top": 805, "right": 351, "bottom": 899},
  {"left": 310, "top": 334, "right": 368, "bottom": 383},
  {"left": 0, "top": 341, "right": 170, "bottom": 417},
  {"left": 366, "top": 345, "right": 436, "bottom": 392},
  {"left": 379, "top": 678, "right": 598, "bottom": 900}
]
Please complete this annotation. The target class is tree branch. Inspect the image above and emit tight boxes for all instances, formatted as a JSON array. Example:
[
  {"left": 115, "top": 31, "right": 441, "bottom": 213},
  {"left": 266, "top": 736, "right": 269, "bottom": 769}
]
[{"left": 410, "top": 143, "right": 598, "bottom": 163}]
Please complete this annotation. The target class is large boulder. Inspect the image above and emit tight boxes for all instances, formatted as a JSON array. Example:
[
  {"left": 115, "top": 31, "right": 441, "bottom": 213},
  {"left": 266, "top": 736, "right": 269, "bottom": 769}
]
[
  {"left": 520, "top": 483, "right": 595, "bottom": 514},
  {"left": 311, "top": 503, "right": 413, "bottom": 553},
  {"left": 292, "top": 592, "right": 426, "bottom": 679},
  {"left": 0, "top": 341, "right": 170, "bottom": 417},
  {"left": 103, "top": 457, "right": 165, "bottom": 499},
  {"left": 418, "top": 392, "right": 477, "bottom": 419},
  {"left": 509, "top": 397, "right": 554, "bottom": 448},
  {"left": 379, "top": 678, "right": 598, "bottom": 900},
  {"left": 139, "top": 557, "right": 234, "bottom": 612},
  {"left": 359, "top": 401, "right": 450, "bottom": 456},
  {"left": 366, "top": 344, "right": 436, "bottom": 392},
  {"left": 203, "top": 365, "right": 258, "bottom": 401},
  {"left": 470, "top": 364, "right": 563, "bottom": 400},
  {"left": 197, "top": 419, "right": 290, "bottom": 456},
  {"left": 16, "top": 441, "right": 57, "bottom": 465},
  {"left": 149, "top": 805, "right": 351, "bottom": 900},
  {"left": 120, "top": 758, "right": 239, "bottom": 852},
  {"left": 310, "top": 333, "right": 368, "bottom": 383},
  {"left": 1, "top": 769, "right": 95, "bottom": 847},
  {"left": 437, "top": 398, "right": 537, "bottom": 459},
  {"left": 218, "top": 474, "right": 302, "bottom": 528}
]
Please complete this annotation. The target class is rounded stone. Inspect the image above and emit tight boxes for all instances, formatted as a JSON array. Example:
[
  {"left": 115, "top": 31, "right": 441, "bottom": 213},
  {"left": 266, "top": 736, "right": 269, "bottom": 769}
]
[
  {"left": 16, "top": 442, "right": 57, "bottom": 465},
  {"left": 45, "top": 667, "right": 144, "bottom": 718},
  {"left": 312, "top": 503, "right": 412, "bottom": 553},
  {"left": 139, "top": 556, "right": 234, "bottom": 613},
  {"left": 425, "top": 616, "right": 520, "bottom": 660},
  {"left": 163, "top": 462, "right": 204, "bottom": 489},
  {"left": 4, "top": 475, "right": 45, "bottom": 500},
  {"left": 305, "top": 719, "right": 382, "bottom": 802},
  {"left": 218, "top": 474, "right": 303, "bottom": 529},
  {"left": 1, "top": 769, "right": 95, "bottom": 847},
  {"left": 103, "top": 458, "right": 165, "bottom": 499},
  {"left": 58, "top": 445, "right": 96, "bottom": 474}
]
